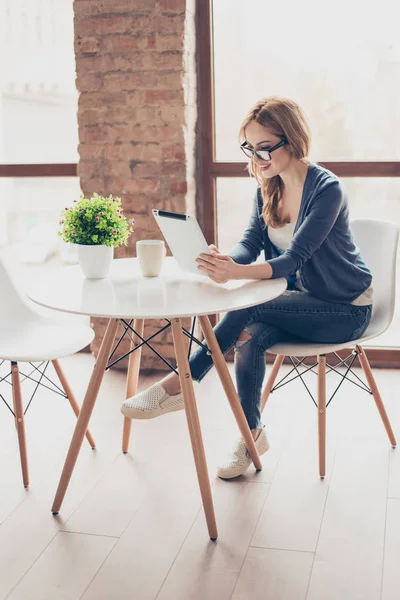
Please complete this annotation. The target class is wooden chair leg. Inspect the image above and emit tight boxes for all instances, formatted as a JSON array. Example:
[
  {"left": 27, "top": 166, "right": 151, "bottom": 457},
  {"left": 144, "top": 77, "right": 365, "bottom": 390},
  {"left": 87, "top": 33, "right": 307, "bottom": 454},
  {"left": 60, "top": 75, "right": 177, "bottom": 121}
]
[
  {"left": 51, "top": 318, "right": 119, "bottom": 514},
  {"left": 357, "top": 345, "right": 396, "bottom": 447},
  {"left": 261, "top": 355, "right": 285, "bottom": 413},
  {"left": 171, "top": 318, "right": 218, "bottom": 540},
  {"left": 52, "top": 359, "right": 96, "bottom": 449},
  {"left": 198, "top": 315, "right": 262, "bottom": 470},
  {"left": 122, "top": 319, "right": 145, "bottom": 454},
  {"left": 317, "top": 355, "right": 326, "bottom": 479},
  {"left": 11, "top": 362, "right": 29, "bottom": 487}
]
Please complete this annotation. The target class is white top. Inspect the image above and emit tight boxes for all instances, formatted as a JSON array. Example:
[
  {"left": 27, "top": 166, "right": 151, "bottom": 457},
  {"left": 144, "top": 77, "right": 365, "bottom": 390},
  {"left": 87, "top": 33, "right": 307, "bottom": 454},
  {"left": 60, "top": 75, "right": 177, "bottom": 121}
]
[
  {"left": 26, "top": 257, "right": 287, "bottom": 319},
  {"left": 268, "top": 223, "right": 373, "bottom": 306}
]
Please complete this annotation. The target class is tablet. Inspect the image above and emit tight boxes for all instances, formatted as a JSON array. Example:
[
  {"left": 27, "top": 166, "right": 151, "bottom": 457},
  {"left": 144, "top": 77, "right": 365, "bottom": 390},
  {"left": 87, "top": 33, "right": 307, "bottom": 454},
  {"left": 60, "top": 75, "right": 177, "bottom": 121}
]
[{"left": 152, "top": 209, "right": 211, "bottom": 275}]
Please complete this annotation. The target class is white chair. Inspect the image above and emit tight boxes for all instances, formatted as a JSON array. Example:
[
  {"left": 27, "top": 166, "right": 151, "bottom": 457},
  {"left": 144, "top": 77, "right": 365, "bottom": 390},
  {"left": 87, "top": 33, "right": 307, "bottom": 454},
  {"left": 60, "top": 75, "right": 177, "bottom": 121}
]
[
  {"left": 261, "top": 219, "right": 399, "bottom": 477},
  {"left": 0, "top": 249, "right": 95, "bottom": 487}
]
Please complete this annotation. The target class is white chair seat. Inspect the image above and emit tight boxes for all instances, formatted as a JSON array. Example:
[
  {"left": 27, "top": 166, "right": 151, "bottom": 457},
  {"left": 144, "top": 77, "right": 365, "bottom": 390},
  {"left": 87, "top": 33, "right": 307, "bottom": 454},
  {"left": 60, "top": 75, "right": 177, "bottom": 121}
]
[
  {"left": 0, "top": 316, "right": 94, "bottom": 362},
  {"left": 268, "top": 302, "right": 387, "bottom": 357},
  {"left": 268, "top": 324, "right": 380, "bottom": 357}
]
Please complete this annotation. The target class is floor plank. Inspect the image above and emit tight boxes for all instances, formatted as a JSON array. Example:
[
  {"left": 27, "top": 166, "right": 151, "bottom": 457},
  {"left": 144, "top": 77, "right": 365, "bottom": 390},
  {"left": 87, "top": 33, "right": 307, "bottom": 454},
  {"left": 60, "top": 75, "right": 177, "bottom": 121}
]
[
  {"left": 7, "top": 532, "right": 116, "bottom": 600},
  {"left": 232, "top": 547, "right": 314, "bottom": 600},
  {"left": 251, "top": 435, "right": 334, "bottom": 552},
  {"left": 382, "top": 498, "right": 400, "bottom": 600},
  {"left": 306, "top": 441, "right": 389, "bottom": 600},
  {"left": 1, "top": 356, "right": 399, "bottom": 600},
  {"left": 155, "top": 480, "right": 269, "bottom": 600}
]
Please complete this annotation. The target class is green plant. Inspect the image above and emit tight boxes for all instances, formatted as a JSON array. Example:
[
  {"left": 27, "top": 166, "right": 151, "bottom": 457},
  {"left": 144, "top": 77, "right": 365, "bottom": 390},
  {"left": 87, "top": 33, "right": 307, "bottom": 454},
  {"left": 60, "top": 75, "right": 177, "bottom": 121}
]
[{"left": 58, "top": 193, "right": 135, "bottom": 247}]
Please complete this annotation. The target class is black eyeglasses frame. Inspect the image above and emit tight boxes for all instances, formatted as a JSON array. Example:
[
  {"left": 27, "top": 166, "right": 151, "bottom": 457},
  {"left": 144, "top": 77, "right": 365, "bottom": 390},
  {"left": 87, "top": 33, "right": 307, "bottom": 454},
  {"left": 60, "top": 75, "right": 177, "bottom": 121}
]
[{"left": 240, "top": 138, "right": 288, "bottom": 162}]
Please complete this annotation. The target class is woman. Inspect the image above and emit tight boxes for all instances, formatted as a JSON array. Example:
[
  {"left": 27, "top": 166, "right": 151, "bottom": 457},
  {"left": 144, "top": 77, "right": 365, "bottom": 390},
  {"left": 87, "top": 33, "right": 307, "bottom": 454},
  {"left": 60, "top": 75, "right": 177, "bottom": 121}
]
[{"left": 121, "top": 97, "right": 373, "bottom": 479}]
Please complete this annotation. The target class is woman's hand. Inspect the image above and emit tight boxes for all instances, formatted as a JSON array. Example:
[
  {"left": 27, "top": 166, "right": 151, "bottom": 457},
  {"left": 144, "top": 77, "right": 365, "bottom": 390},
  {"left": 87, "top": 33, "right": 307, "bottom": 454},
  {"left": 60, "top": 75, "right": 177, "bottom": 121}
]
[{"left": 196, "top": 249, "right": 241, "bottom": 283}]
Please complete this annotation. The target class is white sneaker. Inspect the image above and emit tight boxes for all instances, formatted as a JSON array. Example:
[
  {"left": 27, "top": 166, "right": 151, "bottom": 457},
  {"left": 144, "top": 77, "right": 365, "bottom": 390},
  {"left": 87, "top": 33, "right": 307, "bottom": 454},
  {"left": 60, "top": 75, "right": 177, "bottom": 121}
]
[
  {"left": 121, "top": 382, "right": 185, "bottom": 419},
  {"left": 217, "top": 428, "right": 270, "bottom": 479}
]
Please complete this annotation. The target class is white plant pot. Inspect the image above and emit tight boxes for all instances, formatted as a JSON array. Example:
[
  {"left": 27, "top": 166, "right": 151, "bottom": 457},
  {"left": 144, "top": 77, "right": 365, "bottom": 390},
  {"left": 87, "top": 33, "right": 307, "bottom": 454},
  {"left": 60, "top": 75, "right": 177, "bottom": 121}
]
[{"left": 77, "top": 244, "right": 114, "bottom": 279}]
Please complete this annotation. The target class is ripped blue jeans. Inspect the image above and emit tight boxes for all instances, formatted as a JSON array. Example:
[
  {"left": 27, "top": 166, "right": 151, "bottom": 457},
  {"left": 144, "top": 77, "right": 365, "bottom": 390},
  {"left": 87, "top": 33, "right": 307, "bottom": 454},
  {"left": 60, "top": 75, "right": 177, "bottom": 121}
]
[{"left": 189, "top": 291, "right": 372, "bottom": 430}]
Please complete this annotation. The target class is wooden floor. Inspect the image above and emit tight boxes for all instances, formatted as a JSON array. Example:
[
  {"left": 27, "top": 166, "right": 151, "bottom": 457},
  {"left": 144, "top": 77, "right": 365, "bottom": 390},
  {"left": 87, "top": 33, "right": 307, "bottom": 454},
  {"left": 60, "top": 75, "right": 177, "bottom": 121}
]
[{"left": 0, "top": 353, "right": 400, "bottom": 600}]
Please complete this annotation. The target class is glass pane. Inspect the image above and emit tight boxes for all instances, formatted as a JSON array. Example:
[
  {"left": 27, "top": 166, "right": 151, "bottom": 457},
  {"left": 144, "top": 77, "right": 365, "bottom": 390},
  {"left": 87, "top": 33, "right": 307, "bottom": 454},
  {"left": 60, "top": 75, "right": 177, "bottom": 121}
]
[
  {"left": 213, "top": 0, "right": 400, "bottom": 161},
  {"left": 1, "top": 177, "right": 81, "bottom": 266},
  {"left": 216, "top": 177, "right": 400, "bottom": 348},
  {"left": 1, "top": 0, "right": 78, "bottom": 163}
]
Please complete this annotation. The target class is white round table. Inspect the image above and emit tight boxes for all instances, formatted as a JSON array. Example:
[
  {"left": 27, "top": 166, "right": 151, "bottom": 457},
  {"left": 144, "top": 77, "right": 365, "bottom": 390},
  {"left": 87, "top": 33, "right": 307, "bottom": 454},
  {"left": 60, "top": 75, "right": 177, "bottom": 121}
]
[{"left": 27, "top": 257, "right": 286, "bottom": 539}]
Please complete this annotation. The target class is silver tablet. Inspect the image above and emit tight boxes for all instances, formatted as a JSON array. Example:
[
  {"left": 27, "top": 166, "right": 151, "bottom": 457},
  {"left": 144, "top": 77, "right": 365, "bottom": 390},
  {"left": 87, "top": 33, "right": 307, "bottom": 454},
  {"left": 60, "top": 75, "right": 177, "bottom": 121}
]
[{"left": 152, "top": 209, "right": 211, "bottom": 275}]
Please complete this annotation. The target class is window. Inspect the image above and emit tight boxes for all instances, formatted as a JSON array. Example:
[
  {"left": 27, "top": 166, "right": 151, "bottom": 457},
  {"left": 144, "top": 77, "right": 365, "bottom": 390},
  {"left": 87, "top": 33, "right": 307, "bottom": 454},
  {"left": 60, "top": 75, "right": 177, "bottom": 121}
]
[{"left": 0, "top": 0, "right": 79, "bottom": 264}]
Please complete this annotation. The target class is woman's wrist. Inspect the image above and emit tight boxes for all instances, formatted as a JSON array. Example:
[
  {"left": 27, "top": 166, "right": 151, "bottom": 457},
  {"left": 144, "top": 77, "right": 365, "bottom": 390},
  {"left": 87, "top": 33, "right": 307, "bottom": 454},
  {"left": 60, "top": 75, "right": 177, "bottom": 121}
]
[{"left": 234, "top": 262, "right": 273, "bottom": 280}]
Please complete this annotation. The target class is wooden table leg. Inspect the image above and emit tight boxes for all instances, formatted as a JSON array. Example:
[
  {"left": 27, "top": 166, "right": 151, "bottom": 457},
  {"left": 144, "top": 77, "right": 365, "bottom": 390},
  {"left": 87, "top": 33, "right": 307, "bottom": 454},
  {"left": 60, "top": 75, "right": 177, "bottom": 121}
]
[
  {"left": 51, "top": 318, "right": 119, "bottom": 514},
  {"left": 122, "top": 319, "right": 145, "bottom": 453},
  {"left": 52, "top": 359, "right": 96, "bottom": 450},
  {"left": 198, "top": 315, "right": 262, "bottom": 471},
  {"left": 171, "top": 318, "right": 218, "bottom": 540}
]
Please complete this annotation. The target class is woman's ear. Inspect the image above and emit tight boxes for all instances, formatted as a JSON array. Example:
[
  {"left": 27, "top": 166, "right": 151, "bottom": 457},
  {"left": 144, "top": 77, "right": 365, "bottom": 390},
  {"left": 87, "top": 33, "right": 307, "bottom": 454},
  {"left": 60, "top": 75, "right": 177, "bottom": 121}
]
[{"left": 284, "top": 143, "right": 293, "bottom": 154}]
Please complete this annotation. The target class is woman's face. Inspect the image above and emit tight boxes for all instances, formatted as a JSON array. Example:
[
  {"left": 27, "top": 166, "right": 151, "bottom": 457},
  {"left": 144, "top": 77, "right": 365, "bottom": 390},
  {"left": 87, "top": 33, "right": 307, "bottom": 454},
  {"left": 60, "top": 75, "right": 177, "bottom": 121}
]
[{"left": 243, "top": 121, "right": 291, "bottom": 179}]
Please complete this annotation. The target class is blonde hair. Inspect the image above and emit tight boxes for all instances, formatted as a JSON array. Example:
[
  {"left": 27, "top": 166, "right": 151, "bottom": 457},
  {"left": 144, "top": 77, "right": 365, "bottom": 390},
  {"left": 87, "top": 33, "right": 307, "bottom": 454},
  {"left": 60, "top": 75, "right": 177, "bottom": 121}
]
[{"left": 239, "top": 97, "right": 311, "bottom": 227}]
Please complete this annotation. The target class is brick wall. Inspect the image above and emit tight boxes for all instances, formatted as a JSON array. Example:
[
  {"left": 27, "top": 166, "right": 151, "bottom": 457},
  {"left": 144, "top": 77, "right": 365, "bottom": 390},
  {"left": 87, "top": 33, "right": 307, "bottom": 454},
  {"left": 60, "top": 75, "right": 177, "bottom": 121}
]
[{"left": 74, "top": 0, "right": 194, "bottom": 370}]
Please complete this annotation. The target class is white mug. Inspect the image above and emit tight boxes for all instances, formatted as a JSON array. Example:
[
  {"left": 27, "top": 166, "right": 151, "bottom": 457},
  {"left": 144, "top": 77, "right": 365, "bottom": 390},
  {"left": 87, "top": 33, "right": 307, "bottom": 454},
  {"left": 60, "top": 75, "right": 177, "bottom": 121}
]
[{"left": 136, "top": 239, "right": 166, "bottom": 277}]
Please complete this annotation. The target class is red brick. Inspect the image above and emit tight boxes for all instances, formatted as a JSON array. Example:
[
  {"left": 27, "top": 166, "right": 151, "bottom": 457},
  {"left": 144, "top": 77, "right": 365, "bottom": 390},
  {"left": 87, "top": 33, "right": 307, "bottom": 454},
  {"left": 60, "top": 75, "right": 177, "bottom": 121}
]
[
  {"left": 169, "top": 180, "right": 187, "bottom": 194},
  {"left": 80, "top": 107, "right": 106, "bottom": 126},
  {"left": 81, "top": 123, "right": 133, "bottom": 144},
  {"left": 155, "top": 71, "right": 183, "bottom": 90},
  {"left": 130, "top": 123, "right": 183, "bottom": 143},
  {"left": 104, "top": 177, "right": 160, "bottom": 195},
  {"left": 77, "top": 54, "right": 140, "bottom": 73},
  {"left": 104, "top": 123, "right": 132, "bottom": 142},
  {"left": 79, "top": 125, "right": 105, "bottom": 144},
  {"left": 141, "top": 52, "right": 182, "bottom": 71},
  {"left": 155, "top": 34, "right": 184, "bottom": 52},
  {"left": 76, "top": 72, "right": 103, "bottom": 92},
  {"left": 75, "top": 36, "right": 99, "bottom": 54},
  {"left": 139, "top": 143, "right": 162, "bottom": 161},
  {"left": 159, "top": 0, "right": 186, "bottom": 14},
  {"left": 155, "top": 14, "right": 185, "bottom": 35},
  {"left": 163, "top": 143, "right": 185, "bottom": 161},
  {"left": 125, "top": 91, "right": 143, "bottom": 107},
  {"left": 75, "top": 15, "right": 148, "bottom": 37},
  {"left": 131, "top": 161, "right": 185, "bottom": 178},
  {"left": 161, "top": 197, "right": 186, "bottom": 213},
  {"left": 104, "top": 106, "right": 135, "bottom": 123},
  {"left": 74, "top": 0, "right": 155, "bottom": 16},
  {"left": 101, "top": 36, "right": 138, "bottom": 53},
  {"left": 119, "top": 197, "right": 152, "bottom": 214},
  {"left": 78, "top": 160, "right": 102, "bottom": 179},
  {"left": 81, "top": 179, "right": 106, "bottom": 196},
  {"left": 129, "top": 125, "right": 165, "bottom": 143},
  {"left": 78, "top": 144, "right": 104, "bottom": 160},
  {"left": 123, "top": 178, "right": 161, "bottom": 195},
  {"left": 147, "top": 33, "right": 156, "bottom": 49},
  {"left": 135, "top": 106, "right": 163, "bottom": 125},
  {"left": 103, "top": 71, "right": 157, "bottom": 91},
  {"left": 104, "top": 142, "right": 161, "bottom": 162},
  {"left": 79, "top": 91, "right": 127, "bottom": 109},
  {"left": 160, "top": 104, "right": 184, "bottom": 125},
  {"left": 145, "top": 89, "right": 183, "bottom": 105},
  {"left": 103, "top": 160, "right": 131, "bottom": 178}
]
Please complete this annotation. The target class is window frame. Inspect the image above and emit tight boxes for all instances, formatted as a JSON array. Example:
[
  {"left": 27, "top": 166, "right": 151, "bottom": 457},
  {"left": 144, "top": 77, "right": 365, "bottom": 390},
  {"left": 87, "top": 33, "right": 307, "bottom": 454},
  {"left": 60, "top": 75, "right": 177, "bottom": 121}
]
[{"left": 196, "top": 0, "right": 400, "bottom": 366}]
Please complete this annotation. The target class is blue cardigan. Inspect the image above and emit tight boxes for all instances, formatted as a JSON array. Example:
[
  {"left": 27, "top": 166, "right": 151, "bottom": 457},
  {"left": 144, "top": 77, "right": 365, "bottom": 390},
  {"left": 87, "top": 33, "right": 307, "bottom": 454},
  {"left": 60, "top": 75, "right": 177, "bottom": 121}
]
[{"left": 228, "top": 163, "right": 372, "bottom": 304}]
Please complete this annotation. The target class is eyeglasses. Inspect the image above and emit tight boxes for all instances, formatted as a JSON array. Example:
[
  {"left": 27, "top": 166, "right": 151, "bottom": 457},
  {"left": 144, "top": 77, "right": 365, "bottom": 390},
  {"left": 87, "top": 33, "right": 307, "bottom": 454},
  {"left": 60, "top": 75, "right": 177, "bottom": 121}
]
[{"left": 240, "top": 138, "right": 288, "bottom": 162}]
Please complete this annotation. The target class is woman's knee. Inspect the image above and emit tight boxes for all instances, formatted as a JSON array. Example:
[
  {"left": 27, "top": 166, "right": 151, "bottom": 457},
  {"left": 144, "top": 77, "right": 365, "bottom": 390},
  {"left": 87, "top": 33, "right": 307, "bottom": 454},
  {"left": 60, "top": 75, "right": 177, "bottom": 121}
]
[{"left": 234, "top": 322, "right": 271, "bottom": 353}]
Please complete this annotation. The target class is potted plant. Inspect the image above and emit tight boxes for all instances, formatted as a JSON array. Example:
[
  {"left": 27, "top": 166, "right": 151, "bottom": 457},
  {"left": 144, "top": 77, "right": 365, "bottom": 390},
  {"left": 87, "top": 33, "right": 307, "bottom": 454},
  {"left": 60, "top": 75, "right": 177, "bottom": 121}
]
[{"left": 58, "top": 193, "right": 134, "bottom": 279}]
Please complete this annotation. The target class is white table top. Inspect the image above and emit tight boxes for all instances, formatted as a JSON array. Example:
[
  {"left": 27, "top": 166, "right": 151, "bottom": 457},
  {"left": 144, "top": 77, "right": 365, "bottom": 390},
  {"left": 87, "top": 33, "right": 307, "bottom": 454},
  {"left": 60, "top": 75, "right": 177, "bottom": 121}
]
[{"left": 27, "top": 257, "right": 287, "bottom": 319}]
